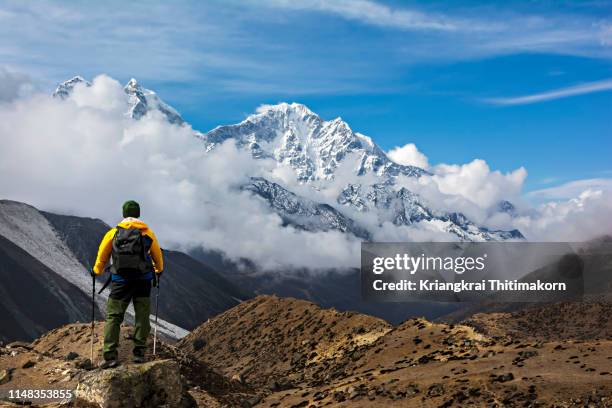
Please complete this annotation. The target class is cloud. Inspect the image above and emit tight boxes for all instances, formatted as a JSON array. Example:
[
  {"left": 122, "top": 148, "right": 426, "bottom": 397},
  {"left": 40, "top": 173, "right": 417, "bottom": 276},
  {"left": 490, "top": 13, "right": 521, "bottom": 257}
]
[
  {"left": 484, "top": 78, "right": 612, "bottom": 106},
  {"left": 0, "top": 75, "right": 360, "bottom": 270},
  {"left": 431, "top": 160, "right": 527, "bottom": 210},
  {"left": 0, "top": 1, "right": 610, "bottom": 101},
  {"left": 527, "top": 178, "right": 612, "bottom": 201},
  {"left": 0, "top": 67, "right": 37, "bottom": 103},
  {"left": 262, "top": 0, "right": 484, "bottom": 32},
  {"left": 392, "top": 159, "right": 612, "bottom": 241},
  {"left": 259, "top": 0, "right": 612, "bottom": 61},
  {"left": 387, "top": 143, "right": 429, "bottom": 169},
  {"left": 515, "top": 189, "right": 612, "bottom": 241},
  {"left": 389, "top": 158, "right": 528, "bottom": 227},
  {"left": 70, "top": 74, "right": 128, "bottom": 112}
]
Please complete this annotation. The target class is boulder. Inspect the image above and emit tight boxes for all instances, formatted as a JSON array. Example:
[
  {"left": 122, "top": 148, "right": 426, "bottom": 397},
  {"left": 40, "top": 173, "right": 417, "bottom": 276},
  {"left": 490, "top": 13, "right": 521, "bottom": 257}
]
[
  {"left": 0, "top": 368, "right": 11, "bottom": 385},
  {"left": 75, "top": 359, "right": 184, "bottom": 408}
]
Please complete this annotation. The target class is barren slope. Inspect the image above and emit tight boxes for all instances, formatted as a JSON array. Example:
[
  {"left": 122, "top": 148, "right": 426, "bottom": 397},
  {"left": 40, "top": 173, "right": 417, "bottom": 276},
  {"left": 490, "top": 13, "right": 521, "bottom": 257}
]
[
  {"left": 181, "top": 296, "right": 612, "bottom": 407},
  {"left": 178, "top": 295, "right": 391, "bottom": 390}
]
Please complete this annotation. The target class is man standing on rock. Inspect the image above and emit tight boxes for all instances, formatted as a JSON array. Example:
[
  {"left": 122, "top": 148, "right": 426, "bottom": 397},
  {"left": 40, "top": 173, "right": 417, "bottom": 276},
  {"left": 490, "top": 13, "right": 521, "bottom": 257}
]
[{"left": 92, "top": 200, "right": 163, "bottom": 368}]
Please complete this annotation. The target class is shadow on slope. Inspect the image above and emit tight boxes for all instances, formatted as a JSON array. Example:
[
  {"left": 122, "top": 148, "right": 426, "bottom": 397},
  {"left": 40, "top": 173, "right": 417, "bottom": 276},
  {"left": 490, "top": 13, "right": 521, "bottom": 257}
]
[{"left": 0, "top": 235, "right": 101, "bottom": 342}]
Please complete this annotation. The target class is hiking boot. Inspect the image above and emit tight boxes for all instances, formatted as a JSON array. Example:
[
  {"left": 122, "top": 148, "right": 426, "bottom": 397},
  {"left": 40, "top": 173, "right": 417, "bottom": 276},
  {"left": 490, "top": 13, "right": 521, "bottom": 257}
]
[
  {"left": 98, "top": 359, "right": 119, "bottom": 369},
  {"left": 132, "top": 354, "right": 145, "bottom": 364}
]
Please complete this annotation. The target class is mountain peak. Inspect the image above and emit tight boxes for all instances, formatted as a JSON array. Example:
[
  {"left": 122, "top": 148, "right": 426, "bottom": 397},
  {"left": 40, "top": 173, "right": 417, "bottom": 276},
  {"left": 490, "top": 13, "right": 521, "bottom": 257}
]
[
  {"left": 204, "top": 103, "right": 427, "bottom": 182},
  {"left": 254, "top": 102, "right": 317, "bottom": 118},
  {"left": 52, "top": 75, "right": 183, "bottom": 125},
  {"left": 124, "top": 78, "right": 142, "bottom": 93},
  {"left": 66, "top": 75, "right": 87, "bottom": 84},
  {"left": 53, "top": 76, "right": 90, "bottom": 99}
]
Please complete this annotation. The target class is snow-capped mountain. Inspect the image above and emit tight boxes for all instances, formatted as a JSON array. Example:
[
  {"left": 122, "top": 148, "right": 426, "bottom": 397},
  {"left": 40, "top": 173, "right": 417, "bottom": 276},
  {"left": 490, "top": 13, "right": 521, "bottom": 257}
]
[
  {"left": 243, "top": 177, "right": 370, "bottom": 239},
  {"left": 53, "top": 76, "right": 184, "bottom": 124},
  {"left": 123, "top": 78, "right": 184, "bottom": 124},
  {"left": 52, "top": 75, "right": 89, "bottom": 99},
  {"left": 203, "top": 103, "right": 427, "bottom": 182},
  {"left": 338, "top": 183, "right": 523, "bottom": 241},
  {"left": 52, "top": 77, "right": 523, "bottom": 242},
  {"left": 200, "top": 102, "right": 522, "bottom": 241}
]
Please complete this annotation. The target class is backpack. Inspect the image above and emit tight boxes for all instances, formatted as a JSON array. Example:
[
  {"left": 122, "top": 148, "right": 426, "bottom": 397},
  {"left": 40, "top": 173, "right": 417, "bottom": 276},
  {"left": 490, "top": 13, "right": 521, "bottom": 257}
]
[{"left": 111, "top": 226, "right": 153, "bottom": 279}]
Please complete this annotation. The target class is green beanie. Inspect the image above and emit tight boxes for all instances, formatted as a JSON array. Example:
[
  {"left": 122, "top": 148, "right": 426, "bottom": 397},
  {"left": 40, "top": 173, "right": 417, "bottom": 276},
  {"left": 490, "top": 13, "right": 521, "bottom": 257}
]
[{"left": 122, "top": 200, "right": 140, "bottom": 218}]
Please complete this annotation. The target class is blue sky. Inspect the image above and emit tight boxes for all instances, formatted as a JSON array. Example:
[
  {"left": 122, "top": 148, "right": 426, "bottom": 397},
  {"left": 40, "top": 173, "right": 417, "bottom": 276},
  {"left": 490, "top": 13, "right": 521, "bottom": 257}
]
[{"left": 1, "top": 0, "right": 610, "bottom": 192}]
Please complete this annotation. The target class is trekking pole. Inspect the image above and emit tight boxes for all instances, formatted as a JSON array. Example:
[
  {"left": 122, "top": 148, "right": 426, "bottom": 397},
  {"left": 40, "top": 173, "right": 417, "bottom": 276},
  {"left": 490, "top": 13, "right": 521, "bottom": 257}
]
[
  {"left": 153, "top": 276, "right": 160, "bottom": 356},
  {"left": 90, "top": 273, "right": 95, "bottom": 365}
]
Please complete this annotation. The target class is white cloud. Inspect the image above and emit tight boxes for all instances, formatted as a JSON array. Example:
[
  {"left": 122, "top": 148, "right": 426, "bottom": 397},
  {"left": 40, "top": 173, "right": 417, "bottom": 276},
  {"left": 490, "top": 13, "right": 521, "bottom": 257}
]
[
  {"left": 484, "top": 78, "right": 612, "bottom": 106},
  {"left": 431, "top": 160, "right": 527, "bottom": 210},
  {"left": 387, "top": 143, "right": 429, "bottom": 169},
  {"left": 515, "top": 189, "right": 612, "bottom": 241},
  {"left": 389, "top": 158, "right": 528, "bottom": 227},
  {"left": 263, "top": 0, "right": 479, "bottom": 32},
  {"left": 70, "top": 75, "right": 127, "bottom": 113},
  {"left": 528, "top": 178, "right": 612, "bottom": 201},
  {"left": 259, "top": 0, "right": 612, "bottom": 62},
  {"left": 0, "top": 67, "right": 37, "bottom": 103},
  {"left": 0, "top": 1, "right": 610, "bottom": 101}
]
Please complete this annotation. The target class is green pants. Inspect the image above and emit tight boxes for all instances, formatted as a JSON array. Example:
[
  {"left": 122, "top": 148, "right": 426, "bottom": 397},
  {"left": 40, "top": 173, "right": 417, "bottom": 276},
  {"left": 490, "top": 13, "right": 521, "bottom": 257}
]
[{"left": 103, "top": 279, "right": 151, "bottom": 361}]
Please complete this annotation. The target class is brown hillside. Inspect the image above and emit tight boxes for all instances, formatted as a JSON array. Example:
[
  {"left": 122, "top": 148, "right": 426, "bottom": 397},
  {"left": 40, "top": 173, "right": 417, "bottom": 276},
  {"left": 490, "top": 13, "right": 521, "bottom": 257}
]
[
  {"left": 178, "top": 295, "right": 391, "bottom": 390},
  {"left": 180, "top": 296, "right": 612, "bottom": 408},
  {"left": 464, "top": 301, "right": 612, "bottom": 341}
]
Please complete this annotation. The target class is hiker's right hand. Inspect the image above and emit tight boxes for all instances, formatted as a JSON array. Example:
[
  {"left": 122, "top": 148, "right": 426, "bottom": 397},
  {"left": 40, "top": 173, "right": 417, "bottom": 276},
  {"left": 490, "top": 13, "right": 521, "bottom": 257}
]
[
  {"left": 153, "top": 273, "right": 161, "bottom": 287},
  {"left": 89, "top": 270, "right": 96, "bottom": 278}
]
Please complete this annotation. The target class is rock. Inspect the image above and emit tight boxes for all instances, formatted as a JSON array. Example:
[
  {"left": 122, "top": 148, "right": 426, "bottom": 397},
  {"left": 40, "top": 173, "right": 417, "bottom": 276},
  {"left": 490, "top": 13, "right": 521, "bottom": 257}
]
[
  {"left": 427, "top": 383, "right": 444, "bottom": 397},
  {"left": 493, "top": 373, "right": 515, "bottom": 383},
  {"left": 239, "top": 396, "right": 262, "bottom": 408},
  {"left": 313, "top": 391, "right": 327, "bottom": 401},
  {"left": 75, "top": 359, "right": 184, "bottom": 408},
  {"left": 406, "top": 383, "right": 420, "bottom": 397},
  {"left": 0, "top": 368, "right": 11, "bottom": 385},
  {"left": 333, "top": 391, "right": 346, "bottom": 402},
  {"left": 231, "top": 373, "right": 244, "bottom": 384},
  {"left": 192, "top": 338, "right": 206, "bottom": 351},
  {"left": 76, "top": 358, "right": 93, "bottom": 370},
  {"left": 7, "top": 341, "right": 32, "bottom": 350},
  {"left": 65, "top": 351, "right": 79, "bottom": 361},
  {"left": 268, "top": 377, "right": 293, "bottom": 391},
  {"left": 348, "top": 386, "right": 360, "bottom": 399},
  {"left": 22, "top": 360, "right": 36, "bottom": 369}
]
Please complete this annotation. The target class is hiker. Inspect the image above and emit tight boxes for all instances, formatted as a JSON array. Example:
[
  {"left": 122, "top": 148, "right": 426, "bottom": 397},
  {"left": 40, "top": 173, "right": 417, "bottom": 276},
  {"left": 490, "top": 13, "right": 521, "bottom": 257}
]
[{"left": 92, "top": 200, "right": 163, "bottom": 368}]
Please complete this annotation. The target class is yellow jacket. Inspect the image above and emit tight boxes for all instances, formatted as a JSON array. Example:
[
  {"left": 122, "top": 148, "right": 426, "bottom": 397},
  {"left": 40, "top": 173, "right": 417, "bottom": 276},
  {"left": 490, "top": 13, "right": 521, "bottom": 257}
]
[{"left": 93, "top": 218, "right": 164, "bottom": 275}]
